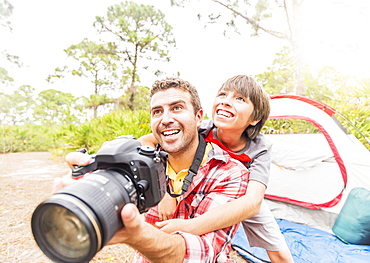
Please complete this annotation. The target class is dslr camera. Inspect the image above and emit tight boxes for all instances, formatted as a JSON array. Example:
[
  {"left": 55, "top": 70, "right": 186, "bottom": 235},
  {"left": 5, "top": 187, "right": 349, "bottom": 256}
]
[{"left": 31, "top": 135, "right": 167, "bottom": 263}]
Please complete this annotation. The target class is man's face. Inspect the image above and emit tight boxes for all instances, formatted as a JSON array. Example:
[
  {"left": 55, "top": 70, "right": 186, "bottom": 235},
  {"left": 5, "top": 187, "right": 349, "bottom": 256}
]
[{"left": 150, "top": 88, "right": 203, "bottom": 155}]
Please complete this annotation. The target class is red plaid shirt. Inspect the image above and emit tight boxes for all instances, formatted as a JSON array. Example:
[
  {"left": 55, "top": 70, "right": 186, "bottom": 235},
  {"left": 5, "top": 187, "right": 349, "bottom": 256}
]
[{"left": 135, "top": 143, "right": 249, "bottom": 262}]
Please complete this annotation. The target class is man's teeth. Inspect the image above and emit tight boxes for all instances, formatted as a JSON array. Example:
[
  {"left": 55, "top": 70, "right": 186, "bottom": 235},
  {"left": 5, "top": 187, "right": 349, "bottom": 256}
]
[
  {"left": 218, "top": 110, "right": 232, "bottom": 118},
  {"left": 162, "top": 130, "right": 180, "bottom": 136}
]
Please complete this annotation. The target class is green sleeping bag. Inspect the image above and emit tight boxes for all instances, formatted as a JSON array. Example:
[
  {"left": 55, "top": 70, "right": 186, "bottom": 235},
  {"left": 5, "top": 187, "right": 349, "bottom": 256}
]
[{"left": 332, "top": 187, "right": 370, "bottom": 245}]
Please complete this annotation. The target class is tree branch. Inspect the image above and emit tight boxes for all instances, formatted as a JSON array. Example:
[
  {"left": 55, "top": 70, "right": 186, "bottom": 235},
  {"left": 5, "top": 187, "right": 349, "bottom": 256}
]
[
  {"left": 283, "top": 0, "right": 293, "bottom": 41},
  {"left": 212, "top": 0, "right": 289, "bottom": 40}
]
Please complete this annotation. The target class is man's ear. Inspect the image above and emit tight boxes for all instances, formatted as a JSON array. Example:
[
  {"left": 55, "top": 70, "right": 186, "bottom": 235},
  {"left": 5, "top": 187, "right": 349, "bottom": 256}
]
[
  {"left": 250, "top": 119, "right": 260, "bottom": 126},
  {"left": 196, "top": 109, "right": 204, "bottom": 127}
]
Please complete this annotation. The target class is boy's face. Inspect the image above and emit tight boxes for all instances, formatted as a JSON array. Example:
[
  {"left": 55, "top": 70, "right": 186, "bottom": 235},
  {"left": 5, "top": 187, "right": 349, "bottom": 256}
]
[
  {"left": 150, "top": 88, "right": 203, "bottom": 155},
  {"left": 212, "top": 89, "right": 258, "bottom": 134}
]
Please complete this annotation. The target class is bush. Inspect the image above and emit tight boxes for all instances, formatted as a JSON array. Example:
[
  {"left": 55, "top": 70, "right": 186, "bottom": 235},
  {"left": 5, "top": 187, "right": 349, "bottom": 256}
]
[
  {"left": 0, "top": 124, "right": 62, "bottom": 153},
  {"left": 0, "top": 109, "right": 152, "bottom": 155},
  {"left": 58, "top": 109, "right": 152, "bottom": 154}
]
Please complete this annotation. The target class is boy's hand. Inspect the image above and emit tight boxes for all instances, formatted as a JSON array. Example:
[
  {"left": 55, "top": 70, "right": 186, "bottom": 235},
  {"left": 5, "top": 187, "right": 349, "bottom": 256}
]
[
  {"left": 157, "top": 192, "right": 177, "bottom": 221},
  {"left": 156, "top": 218, "right": 193, "bottom": 234}
]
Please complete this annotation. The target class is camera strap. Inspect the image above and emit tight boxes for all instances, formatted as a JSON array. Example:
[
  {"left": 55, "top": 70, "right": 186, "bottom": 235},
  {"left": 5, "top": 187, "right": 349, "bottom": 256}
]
[{"left": 168, "top": 134, "right": 207, "bottom": 198}]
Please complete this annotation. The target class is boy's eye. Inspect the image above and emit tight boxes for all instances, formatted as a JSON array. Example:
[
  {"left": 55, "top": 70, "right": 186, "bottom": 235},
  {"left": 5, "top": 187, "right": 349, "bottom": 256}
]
[
  {"left": 218, "top": 92, "right": 226, "bottom": 97},
  {"left": 236, "top": 96, "right": 245, "bottom": 102}
]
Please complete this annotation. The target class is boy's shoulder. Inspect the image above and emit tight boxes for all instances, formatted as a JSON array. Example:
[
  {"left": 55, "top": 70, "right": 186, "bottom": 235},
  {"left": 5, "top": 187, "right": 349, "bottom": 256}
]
[{"left": 250, "top": 133, "right": 272, "bottom": 148}]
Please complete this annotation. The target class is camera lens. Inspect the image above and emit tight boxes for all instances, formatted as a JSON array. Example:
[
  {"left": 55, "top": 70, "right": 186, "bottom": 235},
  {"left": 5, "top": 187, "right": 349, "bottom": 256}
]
[
  {"left": 45, "top": 205, "right": 90, "bottom": 255},
  {"left": 31, "top": 169, "right": 137, "bottom": 263}
]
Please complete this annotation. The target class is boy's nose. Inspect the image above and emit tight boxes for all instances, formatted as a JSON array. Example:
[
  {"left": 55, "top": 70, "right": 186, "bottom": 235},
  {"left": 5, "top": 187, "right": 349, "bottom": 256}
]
[{"left": 221, "top": 96, "right": 232, "bottom": 106}]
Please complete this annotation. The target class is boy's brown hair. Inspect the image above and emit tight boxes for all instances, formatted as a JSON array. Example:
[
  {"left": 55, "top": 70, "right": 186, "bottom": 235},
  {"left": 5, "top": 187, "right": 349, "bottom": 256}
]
[
  {"left": 150, "top": 77, "right": 202, "bottom": 115},
  {"left": 218, "top": 75, "right": 270, "bottom": 140}
]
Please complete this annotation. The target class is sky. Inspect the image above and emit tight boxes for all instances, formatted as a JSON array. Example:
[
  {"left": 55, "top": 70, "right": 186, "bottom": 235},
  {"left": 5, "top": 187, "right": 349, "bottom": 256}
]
[{"left": 1, "top": 0, "right": 370, "bottom": 116}]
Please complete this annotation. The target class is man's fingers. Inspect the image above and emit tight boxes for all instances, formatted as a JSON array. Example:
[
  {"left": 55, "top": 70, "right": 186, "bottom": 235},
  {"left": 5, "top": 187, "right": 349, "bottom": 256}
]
[
  {"left": 65, "top": 152, "right": 91, "bottom": 168},
  {"left": 52, "top": 175, "right": 75, "bottom": 193}
]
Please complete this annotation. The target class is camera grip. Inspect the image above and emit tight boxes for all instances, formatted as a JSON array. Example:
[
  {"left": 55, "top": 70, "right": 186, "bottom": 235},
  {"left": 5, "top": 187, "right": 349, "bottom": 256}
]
[{"left": 72, "top": 160, "right": 97, "bottom": 180}]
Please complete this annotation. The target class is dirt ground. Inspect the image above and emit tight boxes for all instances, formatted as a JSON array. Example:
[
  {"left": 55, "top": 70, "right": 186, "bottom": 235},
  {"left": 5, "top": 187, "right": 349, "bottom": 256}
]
[{"left": 0, "top": 152, "right": 245, "bottom": 263}]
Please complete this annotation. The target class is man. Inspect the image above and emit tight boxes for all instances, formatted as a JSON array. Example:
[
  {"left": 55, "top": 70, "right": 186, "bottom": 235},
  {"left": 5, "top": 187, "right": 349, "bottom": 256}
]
[{"left": 65, "top": 77, "right": 249, "bottom": 262}]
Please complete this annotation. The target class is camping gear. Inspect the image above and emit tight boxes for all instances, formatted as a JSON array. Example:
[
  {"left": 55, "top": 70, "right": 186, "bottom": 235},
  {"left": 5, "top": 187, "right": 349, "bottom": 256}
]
[
  {"left": 332, "top": 187, "right": 370, "bottom": 245},
  {"left": 232, "top": 219, "right": 370, "bottom": 263},
  {"left": 264, "top": 95, "right": 370, "bottom": 231},
  {"left": 232, "top": 95, "right": 370, "bottom": 262}
]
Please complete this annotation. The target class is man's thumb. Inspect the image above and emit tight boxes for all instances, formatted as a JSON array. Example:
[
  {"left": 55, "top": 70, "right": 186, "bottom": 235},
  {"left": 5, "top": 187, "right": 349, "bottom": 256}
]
[{"left": 121, "top": 203, "right": 141, "bottom": 228}]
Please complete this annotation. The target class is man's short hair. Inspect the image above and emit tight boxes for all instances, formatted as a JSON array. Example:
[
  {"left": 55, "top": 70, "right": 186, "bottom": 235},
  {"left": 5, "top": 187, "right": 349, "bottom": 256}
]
[
  {"left": 218, "top": 75, "right": 270, "bottom": 139},
  {"left": 151, "top": 77, "right": 202, "bottom": 115}
]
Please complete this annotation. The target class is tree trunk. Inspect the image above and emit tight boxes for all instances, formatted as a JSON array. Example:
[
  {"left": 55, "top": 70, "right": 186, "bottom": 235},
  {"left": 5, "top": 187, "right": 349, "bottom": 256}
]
[{"left": 291, "top": 0, "right": 305, "bottom": 95}]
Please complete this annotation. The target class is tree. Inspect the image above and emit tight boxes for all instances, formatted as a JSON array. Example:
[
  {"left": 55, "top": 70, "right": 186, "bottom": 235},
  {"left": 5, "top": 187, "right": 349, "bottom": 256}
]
[
  {"left": 0, "top": 0, "right": 12, "bottom": 30},
  {"left": 255, "top": 46, "right": 333, "bottom": 101},
  {"left": 0, "top": 0, "right": 22, "bottom": 86},
  {"left": 48, "top": 39, "right": 119, "bottom": 118},
  {"left": 0, "top": 85, "right": 34, "bottom": 125},
  {"left": 34, "top": 89, "right": 80, "bottom": 125},
  {"left": 255, "top": 46, "right": 295, "bottom": 94},
  {"left": 118, "top": 85, "right": 150, "bottom": 110},
  {"left": 94, "top": 1, "right": 175, "bottom": 110},
  {"left": 172, "top": 0, "right": 306, "bottom": 95}
]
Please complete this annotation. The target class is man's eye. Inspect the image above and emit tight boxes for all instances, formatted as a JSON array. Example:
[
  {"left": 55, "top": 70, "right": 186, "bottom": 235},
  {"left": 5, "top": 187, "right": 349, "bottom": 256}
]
[
  {"left": 152, "top": 109, "right": 162, "bottom": 115},
  {"left": 174, "top": 105, "right": 183, "bottom": 111}
]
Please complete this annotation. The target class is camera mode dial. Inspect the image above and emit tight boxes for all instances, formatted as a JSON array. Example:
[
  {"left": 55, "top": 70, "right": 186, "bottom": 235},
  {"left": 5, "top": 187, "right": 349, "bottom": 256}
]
[{"left": 138, "top": 146, "right": 156, "bottom": 156}]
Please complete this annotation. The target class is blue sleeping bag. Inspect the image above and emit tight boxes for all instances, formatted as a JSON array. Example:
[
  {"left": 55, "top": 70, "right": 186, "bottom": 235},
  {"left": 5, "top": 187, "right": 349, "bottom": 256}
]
[{"left": 231, "top": 219, "right": 370, "bottom": 263}]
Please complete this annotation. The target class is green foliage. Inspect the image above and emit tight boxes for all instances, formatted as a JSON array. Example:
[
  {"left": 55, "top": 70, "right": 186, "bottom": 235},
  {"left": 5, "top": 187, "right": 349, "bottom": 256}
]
[
  {"left": 63, "top": 39, "right": 119, "bottom": 93},
  {"left": 324, "top": 83, "right": 370, "bottom": 149},
  {"left": 60, "top": 109, "right": 151, "bottom": 154},
  {"left": 117, "top": 85, "right": 150, "bottom": 110},
  {"left": 257, "top": 47, "right": 370, "bottom": 150},
  {"left": 94, "top": 1, "right": 175, "bottom": 110},
  {"left": 263, "top": 119, "right": 319, "bottom": 134},
  {"left": 255, "top": 46, "right": 295, "bottom": 95},
  {"left": 0, "top": 66, "right": 14, "bottom": 84},
  {"left": 0, "top": 109, "right": 151, "bottom": 154},
  {"left": 0, "top": 124, "right": 62, "bottom": 153},
  {"left": 34, "top": 89, "right": 81, "bottom": 125},
  {"left": 47, "top": 39, "right": 120, "bottom": 118},
  {"left": 0, "top": 0, "right": 13, "bottom": 30},
  {"left": 0, "top": 85, "right": 34, "bottom": 125}
]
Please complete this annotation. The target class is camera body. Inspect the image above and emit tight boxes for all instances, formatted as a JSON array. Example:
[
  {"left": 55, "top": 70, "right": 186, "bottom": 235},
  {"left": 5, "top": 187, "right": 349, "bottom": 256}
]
[
  {"left": 75, "top": 135, "right": 168, "bottom": 212},
  {"left": 31, "top": 135, "right": 167, "bottom": 263}
]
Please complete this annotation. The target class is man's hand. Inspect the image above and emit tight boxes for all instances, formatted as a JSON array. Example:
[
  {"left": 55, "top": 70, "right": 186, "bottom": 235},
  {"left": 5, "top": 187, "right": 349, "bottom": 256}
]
[
  {"left": 108, "top": 203, "right": 146, "bottom": 245},
  {"left": 52, "top": 152, "right": 92, "bottom": 193},
  {"left": 108, "top": 203, "right": 186, "bottom": 263},
  {"left": 65, "top": 151, "right": 91, "bottom": 169}
]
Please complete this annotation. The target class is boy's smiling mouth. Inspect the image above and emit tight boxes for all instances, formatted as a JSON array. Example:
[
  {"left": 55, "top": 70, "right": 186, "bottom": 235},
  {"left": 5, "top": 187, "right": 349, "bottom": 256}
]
[{"left": 216, "top": 109, "right": 234, "bottom": 118}]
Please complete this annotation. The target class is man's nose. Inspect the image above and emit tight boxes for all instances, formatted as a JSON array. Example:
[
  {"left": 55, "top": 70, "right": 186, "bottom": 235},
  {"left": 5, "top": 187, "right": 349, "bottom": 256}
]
[{"left": 161, "top": 110, "right": 173, "bottom": 124}]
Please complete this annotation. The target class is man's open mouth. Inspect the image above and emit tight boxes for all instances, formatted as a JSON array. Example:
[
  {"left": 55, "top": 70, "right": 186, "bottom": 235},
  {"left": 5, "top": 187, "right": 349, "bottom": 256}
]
[{"left": 162, "top": 129, "right": 180, "bottom": 136}]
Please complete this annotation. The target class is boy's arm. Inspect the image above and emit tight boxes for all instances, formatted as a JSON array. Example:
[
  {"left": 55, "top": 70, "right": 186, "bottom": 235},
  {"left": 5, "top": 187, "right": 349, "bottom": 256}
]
[
  {"left": 157, "top": 192, "right": 177, "bottom": 221},
  {"left": 138, "top": 133, "right": 157, "bottom": 147},
  {"left": 111, "top": 156, "right": 248, "bottom": 262},
  {"left": 157, "top": 180, "right": 265, "bottom": 235}
]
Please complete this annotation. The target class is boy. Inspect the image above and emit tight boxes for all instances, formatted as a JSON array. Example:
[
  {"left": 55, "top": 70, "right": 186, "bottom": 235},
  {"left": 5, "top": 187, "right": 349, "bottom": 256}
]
[{"left": 143, "top": 75, "right": 293, "bottom": 262}]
